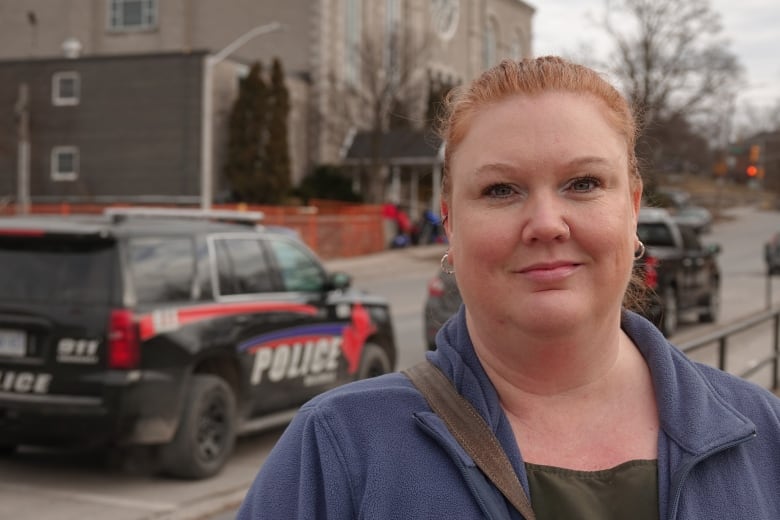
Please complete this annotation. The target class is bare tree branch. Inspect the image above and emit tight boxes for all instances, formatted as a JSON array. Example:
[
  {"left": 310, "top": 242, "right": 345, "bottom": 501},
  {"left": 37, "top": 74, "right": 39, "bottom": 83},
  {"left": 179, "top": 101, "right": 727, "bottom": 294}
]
[{"left": 596, "top": 0, "right": 744, "bottom": 179}]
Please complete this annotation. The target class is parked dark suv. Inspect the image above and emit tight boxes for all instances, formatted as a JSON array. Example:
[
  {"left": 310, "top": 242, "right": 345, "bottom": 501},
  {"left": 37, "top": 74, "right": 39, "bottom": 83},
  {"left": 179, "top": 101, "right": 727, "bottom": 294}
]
[
  {"left": 765, "top": 232, "right": 780, "bottom": 275},
  {"left": 0, "top": 208, "right": 396, "bottom": 478}
]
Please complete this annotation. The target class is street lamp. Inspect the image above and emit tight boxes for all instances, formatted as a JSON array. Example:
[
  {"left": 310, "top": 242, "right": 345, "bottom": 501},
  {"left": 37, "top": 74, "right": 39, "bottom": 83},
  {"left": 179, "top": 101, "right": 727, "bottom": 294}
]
[{"left": 200, "top": 21, "right": 283, "bottom": 210}]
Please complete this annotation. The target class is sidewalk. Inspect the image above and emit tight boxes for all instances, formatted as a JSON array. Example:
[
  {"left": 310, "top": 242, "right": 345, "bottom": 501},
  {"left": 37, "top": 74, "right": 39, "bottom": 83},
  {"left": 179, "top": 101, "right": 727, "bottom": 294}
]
[{"left": 324, "top": 243, "right": 446, "bottom": 281}]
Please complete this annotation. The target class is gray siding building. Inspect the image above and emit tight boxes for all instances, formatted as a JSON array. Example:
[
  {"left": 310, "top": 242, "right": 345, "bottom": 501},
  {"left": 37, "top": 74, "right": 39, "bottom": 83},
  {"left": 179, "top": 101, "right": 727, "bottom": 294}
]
[
  {"left": 0, "top": 0, "right": 534, "bottom": 206},
  {"left": 0, "top": 52, "right": 203, "bottom": 202}
]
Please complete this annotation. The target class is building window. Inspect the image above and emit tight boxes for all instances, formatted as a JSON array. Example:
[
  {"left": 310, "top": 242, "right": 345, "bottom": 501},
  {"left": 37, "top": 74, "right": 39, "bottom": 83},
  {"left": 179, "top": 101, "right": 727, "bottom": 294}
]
[
  {"left": 344, "top": 0, "right": 361, "bottom": 85},
  {"left": 483, "top": 18, "right": 498, "bottom": 70},
  {"left": 52, "top": 72, "right": 80, "bottom": 106},
  {"left": 108, "top": 0, "right": 157, "bottom": 31},
  {"left": 384, "top": 0, "right": 402, "bottom": 84},
  {"left": 51, "top": 147, "right": 79, "bottom": 181},
  {"left": 512, "top": 30, "right": 525, "bottom": 60}
]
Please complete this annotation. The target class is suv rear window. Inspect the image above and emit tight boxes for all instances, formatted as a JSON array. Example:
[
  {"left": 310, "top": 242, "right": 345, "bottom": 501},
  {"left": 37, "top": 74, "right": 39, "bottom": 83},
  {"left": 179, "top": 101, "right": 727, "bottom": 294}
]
[
  {"left": 0, "top": 237, "right": 116, "bottom": 304},
  {"left": 638, "top": 222, "right": 675, "bottom": 247}
]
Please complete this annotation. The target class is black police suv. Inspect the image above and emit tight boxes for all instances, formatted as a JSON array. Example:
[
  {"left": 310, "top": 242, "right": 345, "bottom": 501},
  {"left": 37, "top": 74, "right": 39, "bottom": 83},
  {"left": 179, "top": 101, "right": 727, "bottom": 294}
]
[{"left": 0, "top": 208, "right": 396, "bottom": 478}]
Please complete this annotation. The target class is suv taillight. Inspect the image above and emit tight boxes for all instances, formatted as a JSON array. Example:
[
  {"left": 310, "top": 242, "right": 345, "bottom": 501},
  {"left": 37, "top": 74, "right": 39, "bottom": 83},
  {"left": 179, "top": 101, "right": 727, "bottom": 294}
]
[
  {"left": 109, "top": 309, "right": 139, "bottom": 369},
  {"left": 643, "top": 256, "right": 659, "bottom": 290},
  {"left": 428, "top": 276, "right": 445, "bottom": 297}
]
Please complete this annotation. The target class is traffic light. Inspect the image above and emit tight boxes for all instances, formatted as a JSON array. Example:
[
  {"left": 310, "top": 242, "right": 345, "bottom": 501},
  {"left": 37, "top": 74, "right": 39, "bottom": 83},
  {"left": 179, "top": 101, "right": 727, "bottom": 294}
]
[
  {"left": 747, "top": 165, "right": 758, "bottom": 177},
  {"left": 749, "top": 144, "right": 761, "bottom": 163}
]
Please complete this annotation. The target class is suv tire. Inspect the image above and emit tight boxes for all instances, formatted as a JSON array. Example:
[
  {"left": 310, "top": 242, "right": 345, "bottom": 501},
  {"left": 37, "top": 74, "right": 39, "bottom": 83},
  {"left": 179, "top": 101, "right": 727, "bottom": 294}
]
[
  {"left": 0, "top": 444, "right": 16, "bottom": 456},
  {"left": 699, "top": 281, "right": 720, "bottom": 323},
  {"left": 357, "top": 343, "right": 392, "bottom": 380},
  {"left": 160, "top": 374, "right": 236, "bottom": 479},
  {"left": 660, "top": 286, "right": 679, "bottom": 337}
]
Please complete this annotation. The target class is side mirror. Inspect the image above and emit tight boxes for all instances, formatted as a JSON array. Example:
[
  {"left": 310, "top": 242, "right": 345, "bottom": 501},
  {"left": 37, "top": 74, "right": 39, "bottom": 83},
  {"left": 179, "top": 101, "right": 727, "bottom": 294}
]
[
  {"left": 707, "top": 243, "right": 721, "bottom": 255},
  {"left": 326, "top": 271, "right": 352, "bottom": 291}
]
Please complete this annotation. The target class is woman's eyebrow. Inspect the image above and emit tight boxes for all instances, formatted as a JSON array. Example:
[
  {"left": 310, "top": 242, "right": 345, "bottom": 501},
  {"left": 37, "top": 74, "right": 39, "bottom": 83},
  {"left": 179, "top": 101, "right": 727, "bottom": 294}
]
[
  {"left": 472, "top": 163, "right": 518, "bottom": 177},
  {"left": 472, "top": 156, "right": 611, "bottom": 177},
  {"left": 563, "top": 156, "right": 612, "bottom": 169}
]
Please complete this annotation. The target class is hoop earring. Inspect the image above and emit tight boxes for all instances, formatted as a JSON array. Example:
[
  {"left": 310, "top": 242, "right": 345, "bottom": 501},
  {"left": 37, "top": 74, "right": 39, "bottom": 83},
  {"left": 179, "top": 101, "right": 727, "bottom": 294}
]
[
  {"left": 634, "top": 240, "right": 646, "bottom": 260},
  {"left": 440, "top": 252, "right": 455, "bottom": 274}
]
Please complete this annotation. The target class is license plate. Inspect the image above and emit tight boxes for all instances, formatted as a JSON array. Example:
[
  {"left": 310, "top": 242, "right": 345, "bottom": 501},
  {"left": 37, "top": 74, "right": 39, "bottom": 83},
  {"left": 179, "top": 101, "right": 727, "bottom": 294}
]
[{"left": 0, "top": 329, "right": 26, "bottom": 357}]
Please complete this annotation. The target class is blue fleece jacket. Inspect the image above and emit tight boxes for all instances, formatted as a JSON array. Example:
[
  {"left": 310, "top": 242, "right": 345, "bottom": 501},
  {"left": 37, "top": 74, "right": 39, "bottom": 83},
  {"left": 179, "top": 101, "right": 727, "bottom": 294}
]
[{"left": 238, "top": 309, "right": 780, "bottom": 519}]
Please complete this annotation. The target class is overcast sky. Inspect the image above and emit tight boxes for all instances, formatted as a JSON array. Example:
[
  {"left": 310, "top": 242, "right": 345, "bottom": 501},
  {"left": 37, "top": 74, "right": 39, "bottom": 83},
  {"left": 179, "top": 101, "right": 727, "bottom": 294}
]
[{"left": 530, "top": 0, "right": 780, "bottom": 111}]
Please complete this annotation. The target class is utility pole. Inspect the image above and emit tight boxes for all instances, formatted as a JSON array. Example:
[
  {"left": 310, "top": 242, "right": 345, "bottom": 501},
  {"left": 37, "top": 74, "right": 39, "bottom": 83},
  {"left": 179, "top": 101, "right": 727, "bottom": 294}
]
[
  {"left": 200, "top": 21, "right": 283, "bottom": 210},
  {"left": 14, "top": 83, "right": 30, "bottom": 215}
]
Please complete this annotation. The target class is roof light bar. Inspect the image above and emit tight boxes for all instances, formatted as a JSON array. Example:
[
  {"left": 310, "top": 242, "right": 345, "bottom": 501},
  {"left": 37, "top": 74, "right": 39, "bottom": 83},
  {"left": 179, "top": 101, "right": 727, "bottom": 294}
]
[{"left": 103, "top": 207, "right": 265, "bottom": 224}]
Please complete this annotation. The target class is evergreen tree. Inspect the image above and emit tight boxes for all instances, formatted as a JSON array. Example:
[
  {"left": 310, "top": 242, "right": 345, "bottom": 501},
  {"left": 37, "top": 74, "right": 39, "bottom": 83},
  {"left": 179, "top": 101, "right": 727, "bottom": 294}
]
[
  {"left": 295, "top": 164, "right": 362, "bottom": 204},
  {"left": 263, "top": 57, "right": 291, "bottom": 204},
  {"left": 223, "top": 62, "right": 268, "bottom": 202}
]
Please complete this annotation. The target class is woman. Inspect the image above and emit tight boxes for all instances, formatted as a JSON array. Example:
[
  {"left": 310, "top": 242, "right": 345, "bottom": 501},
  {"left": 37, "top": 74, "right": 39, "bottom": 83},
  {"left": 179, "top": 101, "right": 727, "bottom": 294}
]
[{"left": 238, "top": 57, "right": 780, "bottom": 519}]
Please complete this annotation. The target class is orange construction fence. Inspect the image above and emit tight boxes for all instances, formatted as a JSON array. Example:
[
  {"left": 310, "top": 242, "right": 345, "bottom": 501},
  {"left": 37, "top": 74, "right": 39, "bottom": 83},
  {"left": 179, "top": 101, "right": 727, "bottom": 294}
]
[{"left": 0, "top": 199, "right": 387, "bottom": 259}]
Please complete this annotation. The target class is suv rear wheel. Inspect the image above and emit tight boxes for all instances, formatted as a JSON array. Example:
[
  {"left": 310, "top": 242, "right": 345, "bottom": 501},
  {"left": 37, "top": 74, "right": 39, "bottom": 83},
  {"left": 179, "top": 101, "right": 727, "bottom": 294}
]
[
  {"left": 160, "top": 374, "right": 236, "bottom": 479},
  {"left": 660, "top": 286, "right": 679, "bottom": 337},
  {"left": 357, "top": 343, "right": 392, "bottom": 380},
  {"left": 699, "top": 281, "right": 720, "bottom": 323},
  {"left": 0, "top": 443, "right": 16, "bottom": 456}
]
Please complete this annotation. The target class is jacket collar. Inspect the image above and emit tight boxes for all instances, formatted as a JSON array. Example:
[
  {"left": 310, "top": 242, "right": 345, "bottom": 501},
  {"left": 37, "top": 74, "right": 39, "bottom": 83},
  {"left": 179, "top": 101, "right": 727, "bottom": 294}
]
[
  {"left": 430, "top": 308, "right": 756, "bottom": 460},
  {"left": 621, "top": 310, "right": 756, "bottom": 455}
]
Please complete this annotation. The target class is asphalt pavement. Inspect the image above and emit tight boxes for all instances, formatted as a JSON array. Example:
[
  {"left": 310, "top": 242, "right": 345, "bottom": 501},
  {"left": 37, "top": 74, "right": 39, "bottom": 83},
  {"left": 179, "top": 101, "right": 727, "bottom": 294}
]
[{"left": 323, "top": 242, "right": 447, "bottom": 281}]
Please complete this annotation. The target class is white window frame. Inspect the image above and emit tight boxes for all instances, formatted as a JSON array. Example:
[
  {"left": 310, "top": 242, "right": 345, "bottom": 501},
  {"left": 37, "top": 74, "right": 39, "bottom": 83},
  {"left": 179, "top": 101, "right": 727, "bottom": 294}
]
[
  {"left": 51, "top": 147, "right": 79, "bottom": 182},
  {"left": 384, "top": 0, "right": 402, "bottom": 86},
  {"left": 344, "top": 0, "right": 361, "bottom": 86},
  {"left": 107, "top": 0, "right": 158, "bottom": 31},
  {"left": 52, "top": 71, "right": 80, "bottom": 106},
  {"left": 512, "top": 29, "right": 525, "bottom": 60},
  {"left": 483, "top": 18, "right": 498, "bottom": 70}
]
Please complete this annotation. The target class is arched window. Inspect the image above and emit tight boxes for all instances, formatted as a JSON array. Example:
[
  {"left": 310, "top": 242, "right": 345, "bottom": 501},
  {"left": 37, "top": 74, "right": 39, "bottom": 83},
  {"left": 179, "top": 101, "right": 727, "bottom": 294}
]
[
  {"left": 344, "top": 0, "right": 361, "bottom": 85},
  {"left": 385, "top": 0, "right": 402, "bottom": 83},
  {"left": 512, "top": 29, "right": 525, "bottom": 60},
  {"left": 483, "top": 17, "right": 498, "bottom": 69}
]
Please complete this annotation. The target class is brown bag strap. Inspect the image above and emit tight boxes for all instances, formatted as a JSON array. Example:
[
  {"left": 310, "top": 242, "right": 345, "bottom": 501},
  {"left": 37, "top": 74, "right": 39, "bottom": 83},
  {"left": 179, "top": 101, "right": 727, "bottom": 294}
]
[{"left": 403, "top": 361, "right": 536, "bottom": 520}]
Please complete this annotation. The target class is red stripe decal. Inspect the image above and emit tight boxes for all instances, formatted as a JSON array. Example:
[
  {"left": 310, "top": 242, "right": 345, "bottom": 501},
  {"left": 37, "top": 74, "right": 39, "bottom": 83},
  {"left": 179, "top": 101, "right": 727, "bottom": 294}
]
[
  {"left": 177, "top": 302, "right": 318, "bottom": 326},
  {"left": 137, "top": 302, "right": 318, "bottom": 341}
]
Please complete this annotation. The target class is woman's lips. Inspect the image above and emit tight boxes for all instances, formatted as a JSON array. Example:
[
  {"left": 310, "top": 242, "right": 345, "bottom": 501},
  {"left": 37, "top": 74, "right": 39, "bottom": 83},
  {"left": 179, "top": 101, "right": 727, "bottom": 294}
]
[{"left": 518, "top": 261, "right": 580, "bottom": 282}]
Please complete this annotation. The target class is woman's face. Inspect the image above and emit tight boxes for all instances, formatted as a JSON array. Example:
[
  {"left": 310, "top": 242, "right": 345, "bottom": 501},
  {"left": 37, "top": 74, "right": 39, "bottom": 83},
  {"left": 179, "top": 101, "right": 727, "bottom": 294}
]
[{"left": 444, "top": 92, "right": 641, "bottom": 339}]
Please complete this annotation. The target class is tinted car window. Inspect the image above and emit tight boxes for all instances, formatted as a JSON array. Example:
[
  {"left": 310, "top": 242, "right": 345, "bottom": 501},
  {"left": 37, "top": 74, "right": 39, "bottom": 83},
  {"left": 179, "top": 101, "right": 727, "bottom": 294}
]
[
  {"left": 0, "top": 237, "right": 115, "bottom": 304},
  {"left": 267, "top": 238, "right": 326, "bottom": 292},
  {"left": 215, "top": 237, "right": 274, "bottom": 296},
  {"left": 637, "top": 222, "right": 675, "bottom": 247},
  {"left": 126, "top": 237, "right": 195, "bottom": 303},
  {"left": 678, "top": 225, "right": 701, "bottom": 250}
]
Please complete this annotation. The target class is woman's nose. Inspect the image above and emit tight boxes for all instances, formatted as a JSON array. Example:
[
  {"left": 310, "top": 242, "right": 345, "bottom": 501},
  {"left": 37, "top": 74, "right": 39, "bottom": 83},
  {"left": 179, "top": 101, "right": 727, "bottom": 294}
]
[{"left": 520, "top": 195, "right": 571, "bottom": 243}]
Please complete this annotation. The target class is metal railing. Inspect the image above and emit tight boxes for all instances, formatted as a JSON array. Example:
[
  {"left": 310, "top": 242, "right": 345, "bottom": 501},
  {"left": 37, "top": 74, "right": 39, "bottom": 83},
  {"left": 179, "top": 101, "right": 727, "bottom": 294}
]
[{"left": 678, "top": 307, "right": 780, "bottom": 390}]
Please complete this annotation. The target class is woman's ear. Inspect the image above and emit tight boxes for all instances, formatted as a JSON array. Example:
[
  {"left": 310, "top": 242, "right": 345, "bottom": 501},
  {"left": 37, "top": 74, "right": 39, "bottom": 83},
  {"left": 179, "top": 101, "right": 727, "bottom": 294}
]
[
  {"left": 441, "top": 200, "right": 452, "bottom": 238},
  {"left": 632, "top": 179, "right": 643, "bottom": 219}
]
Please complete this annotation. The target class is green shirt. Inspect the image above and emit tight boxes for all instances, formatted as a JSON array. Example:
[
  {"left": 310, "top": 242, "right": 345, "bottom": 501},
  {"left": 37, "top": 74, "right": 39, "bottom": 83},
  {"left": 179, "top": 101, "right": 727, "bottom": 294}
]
[{"left": 525, "top": 459, "right": 658, "bottom": 519}]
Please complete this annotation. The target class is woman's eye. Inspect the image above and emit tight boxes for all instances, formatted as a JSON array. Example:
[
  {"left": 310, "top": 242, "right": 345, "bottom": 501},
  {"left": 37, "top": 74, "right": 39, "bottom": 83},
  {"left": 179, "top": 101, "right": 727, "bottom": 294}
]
[
  {"left": 484, "top": 184, "right": 515, "bottom": 198},
  {"left": 569, "top": 176, "right": 600, "bottom": 192}
]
